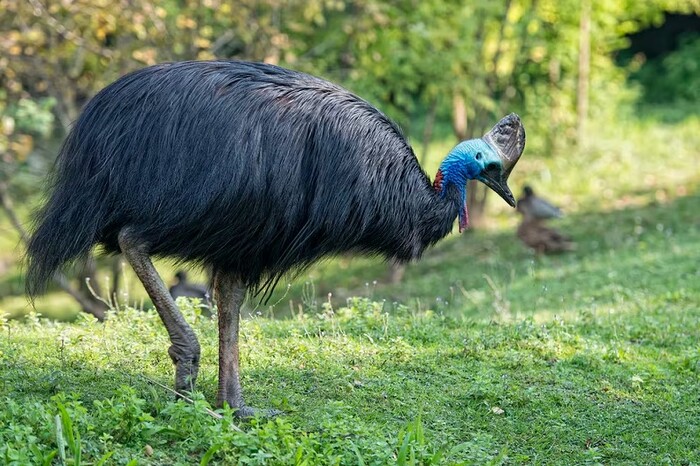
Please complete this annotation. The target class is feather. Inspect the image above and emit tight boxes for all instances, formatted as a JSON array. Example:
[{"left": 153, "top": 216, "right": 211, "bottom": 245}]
[{"left": 26, "top": 61, "right": 460, "bottom": 299}]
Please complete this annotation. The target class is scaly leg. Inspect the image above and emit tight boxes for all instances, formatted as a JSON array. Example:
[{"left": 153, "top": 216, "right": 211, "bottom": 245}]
[
  {"left": 118, "top": 228, "right": 201, "bottom": 393},
  {"left": 213, "top": 270, "right": 280, "bottom": 418}
]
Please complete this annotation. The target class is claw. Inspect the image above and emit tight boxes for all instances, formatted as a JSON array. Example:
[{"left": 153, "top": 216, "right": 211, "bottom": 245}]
[{"left": 234, "top": 406, "right": 284, "bottom": 419}]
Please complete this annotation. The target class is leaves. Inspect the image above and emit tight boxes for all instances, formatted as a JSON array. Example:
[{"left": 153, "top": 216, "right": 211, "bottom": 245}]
[{"left": 1, "top": 0, "right": 698, "bottom": 163}]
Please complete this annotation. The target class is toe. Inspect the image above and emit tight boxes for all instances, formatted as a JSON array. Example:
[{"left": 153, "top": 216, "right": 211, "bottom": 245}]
[{"left": 234, "top": 406, "right": 283, "bottom": 419}]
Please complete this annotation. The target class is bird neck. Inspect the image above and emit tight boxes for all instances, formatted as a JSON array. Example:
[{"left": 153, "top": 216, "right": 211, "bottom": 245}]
[{"left": 433, "top": 150, "right": 479, "bottom": 232}]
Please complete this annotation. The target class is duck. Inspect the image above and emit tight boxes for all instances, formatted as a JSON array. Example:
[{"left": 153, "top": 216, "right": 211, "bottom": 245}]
[{"left": 516, "top": 186, "right": 575, "bottom": 254}]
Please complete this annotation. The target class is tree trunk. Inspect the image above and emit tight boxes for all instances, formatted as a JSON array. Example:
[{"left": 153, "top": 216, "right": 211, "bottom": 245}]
[
  {"left": 78, "top": 256, "right": 101, "bottom": 296},
  {"left": 577, "top": 0, "right": 591, "bottom": 144},
  {"left": 466, "top": 180, "right": 489, "bottom": 228},
  {"left": 387, "top": 259, "right": 406, "bottom": 284},
  {"left": 548, "top": 58, "right": 562, "bottom": 155},
  {"left": 452, "top": 93, "right": 489, "bottom": 227},
  {"left": 485, "top": 0, "right": 514, "bottom": 99},
  {"left": 419, "top": 97, "right": 438, "bottom": 167},
  {"left": 0, "top": 183, "right": 31, "bottom": 245},
  {"left": 452, "top": 92, "right": 468, "bottom": 140},
  {"left": 53, "top": 273, "right": 107, "bottom": 321},
  {"left": 110, "top": 255, "right": 125, "bottom": 304}
]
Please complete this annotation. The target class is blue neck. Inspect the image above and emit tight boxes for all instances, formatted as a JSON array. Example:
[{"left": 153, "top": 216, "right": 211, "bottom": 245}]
[
  {"left": 438, "top": 141, "right": 483, "bottom": 185},
  {"left": 434, "top": 141, "right": 482, "bottom": 231}
]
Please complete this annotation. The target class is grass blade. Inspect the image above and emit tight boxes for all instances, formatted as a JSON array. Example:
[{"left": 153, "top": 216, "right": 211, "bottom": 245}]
[
  {"left": 54, "top": 414, "right": 66, "bottom": 466},
  {"left": 95, "top": 451, "right": 115, "bottom": 466},
  {"left": 200, "top": 443, "right": 222, "bottom": 466}
]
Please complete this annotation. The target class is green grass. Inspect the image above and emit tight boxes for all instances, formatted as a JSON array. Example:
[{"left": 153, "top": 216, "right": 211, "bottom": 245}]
[
  {"left": 1, "top": 108, "right": 699, "bottom": 320},
  {"left": 1, "top": 258, "right": 699, "bottom": 464},
  {"left": 1, "top": 109, "right": 699, "bottom": 464}
]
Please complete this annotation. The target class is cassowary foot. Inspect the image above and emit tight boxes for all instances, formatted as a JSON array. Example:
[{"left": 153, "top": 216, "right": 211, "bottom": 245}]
[
  {"left": 168, "top": 343, "right": 201, "bottom": 394},
  {"left": 216, "top": 386, "right": 283, "bottom": 418},
  {"left": 232, "top": 405, "right": 283, "bottom": 419}
]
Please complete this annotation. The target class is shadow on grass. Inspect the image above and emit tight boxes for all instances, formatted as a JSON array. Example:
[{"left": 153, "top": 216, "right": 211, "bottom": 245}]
[
  {"left": 3, "top": 292, "right": 699, "bottom": 465},
  {"left": 1, "top": 188, "right": 698, "bottom": 322},
  {"left": 266, "top": 189, "right": 699, "bottom": 319}
]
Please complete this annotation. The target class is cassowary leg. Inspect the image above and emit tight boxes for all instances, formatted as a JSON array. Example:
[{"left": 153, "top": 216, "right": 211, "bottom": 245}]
[
  {"left": 213, "top": 271, "right": 280, "bottom": 418},
  {"left": 118, "top": 229, "right": 201, "bottom": 394}
]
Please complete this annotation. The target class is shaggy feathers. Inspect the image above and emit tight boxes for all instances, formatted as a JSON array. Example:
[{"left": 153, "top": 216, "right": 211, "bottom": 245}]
[{"left": 27, "top": 61, "right": 459, "bottom": 298}]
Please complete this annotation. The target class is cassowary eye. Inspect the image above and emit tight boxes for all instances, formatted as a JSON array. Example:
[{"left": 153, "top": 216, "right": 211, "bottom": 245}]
[
  {"left": 475, "top": 152, "right": 482, "bottom": 161},
  {"left": 485, "top": 162, "right": 499, "bottom": 173}
]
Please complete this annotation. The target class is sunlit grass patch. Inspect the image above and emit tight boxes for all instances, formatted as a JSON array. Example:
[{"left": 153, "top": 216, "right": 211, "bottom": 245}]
[
  {"left": 2, "top": 284, "right": 699, "bottom": 464},
  {"left": 0, "top": 107, "right": 698, "bottom": 463}
]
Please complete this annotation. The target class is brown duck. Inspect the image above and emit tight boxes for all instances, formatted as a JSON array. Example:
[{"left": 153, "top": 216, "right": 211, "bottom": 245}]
[{"left": 516, "top": 186, "right": 575, "bottom": 254}]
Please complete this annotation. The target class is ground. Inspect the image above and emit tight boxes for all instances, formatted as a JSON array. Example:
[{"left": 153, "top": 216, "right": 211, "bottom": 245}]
[{"left": 0, "top": 112, "right": 699, "bottom": 464}]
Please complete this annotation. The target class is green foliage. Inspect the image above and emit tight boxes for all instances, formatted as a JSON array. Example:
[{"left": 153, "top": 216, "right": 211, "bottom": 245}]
[
  {"left": 395, "top": 415, "right": 448, "bottom": 466},
  {"left": 632, "top": 32, "right": 700, "bottom": 106},
  {"left": 2, "top": 0, "right": 698, "bottom": 153},
  {"left": 1, "top": 3, "right": 700, "bottom": 463},
  {"left": 290, "top": 0, "right": 699, "bottom": 150},
  {"left": 1, "top": 205, "right": 700, "bottom": 466},
  {"left": 8, "top": 97, "right": 55, "bottom": 135},
  {"left": 0, "top": 95, "right": 55, "bottom": 186}
]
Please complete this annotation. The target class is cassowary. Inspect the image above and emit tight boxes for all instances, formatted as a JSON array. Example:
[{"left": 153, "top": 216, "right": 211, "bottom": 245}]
[
  {"left": 26, "top": 61, "right": 525, "bottom": 416},
  {"left": 516, "top": 186, "right": 575, "bottom": 254}
]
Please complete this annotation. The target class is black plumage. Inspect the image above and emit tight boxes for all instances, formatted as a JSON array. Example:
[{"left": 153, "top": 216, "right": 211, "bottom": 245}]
[
  {"left": 26, "top": 60, "right": 524, "bottom": 414},
  {"left": 27, "top": 61, "right": 455, "bottom": 301}
]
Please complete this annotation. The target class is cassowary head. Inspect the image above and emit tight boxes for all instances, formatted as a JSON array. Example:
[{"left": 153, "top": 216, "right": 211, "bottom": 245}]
[{"left": 435, "top": 114, "right": 526, "bottom": 231}]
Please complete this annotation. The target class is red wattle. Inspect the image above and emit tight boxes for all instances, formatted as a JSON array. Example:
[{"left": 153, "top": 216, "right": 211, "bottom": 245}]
[
  {"left": 433, "top": 169, "right": 444, "bottom": 192},
  {"left": 459, "top": 202, "right": 469, "bottom": 232}
]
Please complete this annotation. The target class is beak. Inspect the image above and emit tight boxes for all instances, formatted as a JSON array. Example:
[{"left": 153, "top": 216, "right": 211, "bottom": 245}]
[
  {"left": 481, "top": 113, "right": 526, "bottom": 207},
  {"left": 478, "top": 168, "right": 516, "bottom": 207}
]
